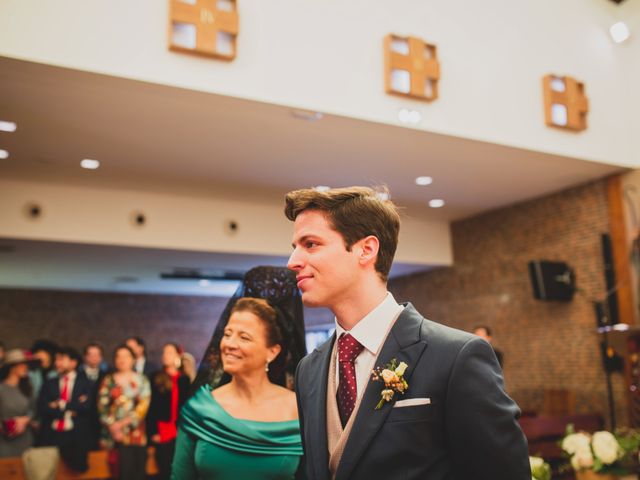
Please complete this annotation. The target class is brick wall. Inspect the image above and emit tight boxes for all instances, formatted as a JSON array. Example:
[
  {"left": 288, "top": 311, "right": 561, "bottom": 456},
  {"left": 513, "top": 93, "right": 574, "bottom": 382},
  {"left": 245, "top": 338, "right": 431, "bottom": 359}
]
[
  {"left": 389, "top": 178, "right": 628, "bottom": 427},
  {"left": 0, "top": 288, "right": 334, "bottom": 365},
  {"left": 0, "top": 289, "right": 228, "bottom": 365}
]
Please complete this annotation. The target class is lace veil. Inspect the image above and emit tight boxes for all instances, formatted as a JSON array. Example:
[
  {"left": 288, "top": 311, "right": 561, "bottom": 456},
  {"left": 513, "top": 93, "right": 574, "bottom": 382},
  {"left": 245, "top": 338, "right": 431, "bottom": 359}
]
[{"left": 191, "top": 266, "right": 306, "bottom": 394}]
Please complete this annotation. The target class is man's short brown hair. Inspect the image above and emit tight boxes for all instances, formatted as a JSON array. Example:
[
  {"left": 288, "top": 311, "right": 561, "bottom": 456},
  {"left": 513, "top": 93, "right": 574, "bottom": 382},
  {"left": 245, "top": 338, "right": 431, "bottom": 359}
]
[{"left": 284, "top": 186, "right": 400, "bottom": 282}]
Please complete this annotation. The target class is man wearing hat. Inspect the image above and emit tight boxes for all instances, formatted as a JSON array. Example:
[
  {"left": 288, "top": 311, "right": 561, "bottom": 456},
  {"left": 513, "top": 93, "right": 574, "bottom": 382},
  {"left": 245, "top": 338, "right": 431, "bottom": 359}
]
[{"left": 0, "top": 348, "right": 36, "bottom": 458}]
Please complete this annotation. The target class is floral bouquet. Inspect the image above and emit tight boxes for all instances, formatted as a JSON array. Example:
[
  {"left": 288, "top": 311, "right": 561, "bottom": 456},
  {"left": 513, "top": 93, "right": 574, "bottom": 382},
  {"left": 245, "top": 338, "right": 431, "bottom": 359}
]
[
  {"left": 561, "top": 424, "right": 640, "bottom": 475},
  {"left": 529, "top": 456, "right": 551, "bottom": 480}
]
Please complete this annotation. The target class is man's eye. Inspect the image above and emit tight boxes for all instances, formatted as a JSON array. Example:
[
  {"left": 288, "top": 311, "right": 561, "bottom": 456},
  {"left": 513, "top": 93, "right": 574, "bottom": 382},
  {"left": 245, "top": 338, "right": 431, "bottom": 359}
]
[{"left": 306, "top": 241, "right": 317, "bottom": 248}]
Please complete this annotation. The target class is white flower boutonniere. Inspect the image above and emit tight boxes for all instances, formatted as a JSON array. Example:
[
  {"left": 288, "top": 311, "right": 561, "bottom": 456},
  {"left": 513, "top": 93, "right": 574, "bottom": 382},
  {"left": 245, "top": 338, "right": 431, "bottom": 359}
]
[{"left": 371, "top": 358, "right": 409, "bottom": 409}]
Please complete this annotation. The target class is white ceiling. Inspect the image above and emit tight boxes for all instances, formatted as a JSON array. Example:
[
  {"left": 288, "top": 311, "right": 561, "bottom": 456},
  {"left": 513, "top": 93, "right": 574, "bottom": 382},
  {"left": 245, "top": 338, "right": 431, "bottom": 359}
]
[
  {"left": 0, "top": 56, "right": 626, "bottom": 295},
  {"left": 0, "top": 238, "right": 430, "bottom": 297}
]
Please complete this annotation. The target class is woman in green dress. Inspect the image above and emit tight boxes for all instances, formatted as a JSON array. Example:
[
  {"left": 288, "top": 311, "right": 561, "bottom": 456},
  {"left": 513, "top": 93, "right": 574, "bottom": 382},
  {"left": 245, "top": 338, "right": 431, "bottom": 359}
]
[{"left": 172, "top": 295, "right": 304, "bottom": 479}]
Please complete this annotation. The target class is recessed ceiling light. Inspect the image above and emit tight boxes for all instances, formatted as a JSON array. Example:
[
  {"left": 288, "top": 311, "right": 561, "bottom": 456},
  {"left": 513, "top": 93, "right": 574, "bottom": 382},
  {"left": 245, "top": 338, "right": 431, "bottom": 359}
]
[
  {"left": 376, "top": 192, "right": 390, "bottom": 201},
  {"left": 199, "top": 279, "right": 211, "bottom": 287},
  {"left": 80, "top": 158, "right": 100, "bottom": 169},
  {"left": 314, "top": 185, "right": 331, "bottom": 192},
  {"left": 291, "top": 110, "right": 323, "bottom": 122},
  {"left": 0, "top": 121, "right": 17, "bottom": 132},
  {"left": 610, "top": 21, "right": 630, "bottom": 43},
  {"left": 398, "top": 108, "right": 422, "bottom": 124},
  {"left": 429, "top": 199, "right": 445, "bottom": 208},
  {"left": 415, "top": 176, "right": 433, "bottom": 186},
  {"left": 0, "top": 149, "right": 9, "bottom": 159}
]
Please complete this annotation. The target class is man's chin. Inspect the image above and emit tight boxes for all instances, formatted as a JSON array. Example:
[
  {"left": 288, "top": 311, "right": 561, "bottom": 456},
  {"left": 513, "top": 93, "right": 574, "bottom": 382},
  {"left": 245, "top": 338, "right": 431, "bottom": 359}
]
[{"left": 300, "top": 292, "right": 326, "bottom": 308}]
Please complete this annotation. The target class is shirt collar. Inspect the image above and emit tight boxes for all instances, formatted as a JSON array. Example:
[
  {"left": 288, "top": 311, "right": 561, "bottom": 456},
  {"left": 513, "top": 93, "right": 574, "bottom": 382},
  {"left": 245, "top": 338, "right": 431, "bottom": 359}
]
[
  {"left": 334, "top": 292, "right": 404, "bottom": 355},
  {"left": 61, "top": 371, "right": 77, "bottom": 381}
]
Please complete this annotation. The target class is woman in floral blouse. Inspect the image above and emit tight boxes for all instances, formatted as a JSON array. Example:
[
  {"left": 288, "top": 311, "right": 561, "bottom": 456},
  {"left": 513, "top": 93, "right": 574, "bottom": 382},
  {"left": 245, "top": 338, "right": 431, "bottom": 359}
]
[{"left": 98, "top": 345, "right": 151, "bottom": 480}]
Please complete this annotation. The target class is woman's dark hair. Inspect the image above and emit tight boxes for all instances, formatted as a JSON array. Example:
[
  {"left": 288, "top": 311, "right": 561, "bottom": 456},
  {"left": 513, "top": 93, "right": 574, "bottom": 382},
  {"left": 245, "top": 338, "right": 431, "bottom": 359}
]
[
  {"left": 18, "top": 376, "right": 32, "bottom": 399},
  {"left": 113, "top": 344, "right": 136, "bottom": 367},
  {"left": 231, "top": 298, "right": 283, "bottom": 347},
  {"left": 126, "top": 336, "right": 146, "bottom": 355},
  {"left": 154, "top": 342, "right": 184, "bottom": 393},
  {"left": 0, "top": 363, "right": 33, "bottom": 399},
  {"left": 228, "top": 297, "right": 286, "bottom": 382}
]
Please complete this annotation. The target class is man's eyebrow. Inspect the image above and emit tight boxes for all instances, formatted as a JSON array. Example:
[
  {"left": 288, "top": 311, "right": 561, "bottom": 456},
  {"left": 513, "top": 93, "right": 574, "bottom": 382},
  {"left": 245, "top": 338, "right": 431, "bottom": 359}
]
[{"left": 292, "top": 234, "right": 316, "bottom": 249}]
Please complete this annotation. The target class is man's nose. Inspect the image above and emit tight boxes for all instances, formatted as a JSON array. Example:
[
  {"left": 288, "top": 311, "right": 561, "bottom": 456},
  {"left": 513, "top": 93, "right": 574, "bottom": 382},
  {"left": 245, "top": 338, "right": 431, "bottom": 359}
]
[{"left": 287, "top": 247, "right": 303, "bottom": 271}]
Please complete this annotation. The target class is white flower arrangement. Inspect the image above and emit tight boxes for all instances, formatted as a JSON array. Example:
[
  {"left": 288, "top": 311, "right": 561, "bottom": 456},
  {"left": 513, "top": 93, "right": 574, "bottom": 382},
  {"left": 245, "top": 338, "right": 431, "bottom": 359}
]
[
  {"left": 529, "top": 456, "right": 551, "bottom": 480},
  {"left": 561, "top": 424, "right": 639, "bottom": 476}
]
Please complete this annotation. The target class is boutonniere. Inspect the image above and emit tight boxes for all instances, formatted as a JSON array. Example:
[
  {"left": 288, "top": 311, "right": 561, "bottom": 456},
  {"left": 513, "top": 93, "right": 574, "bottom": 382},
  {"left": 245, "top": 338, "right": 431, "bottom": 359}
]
[{"left": 371, "top": 358, "right": 409, "bottom": 409}]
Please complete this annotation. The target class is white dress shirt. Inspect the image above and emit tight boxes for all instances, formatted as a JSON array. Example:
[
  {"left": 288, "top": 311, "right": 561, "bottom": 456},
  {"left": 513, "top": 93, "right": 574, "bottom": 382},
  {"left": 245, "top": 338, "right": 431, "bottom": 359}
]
[
  {"left": 54, "top": 371, "right": 77, "bottom": 431},
  {"left": 334, "top": 292, "right": 404, "bottom": 400},
  {"left": 135, "top": 357, "right": 146, "bottom": 375}
]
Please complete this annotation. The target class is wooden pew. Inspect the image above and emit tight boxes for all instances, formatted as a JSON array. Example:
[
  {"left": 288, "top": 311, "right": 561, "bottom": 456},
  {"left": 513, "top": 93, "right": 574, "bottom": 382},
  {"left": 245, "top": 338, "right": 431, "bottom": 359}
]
[
  {"left": 0, "top": 456, "right": 25, "bottom": 480},
  {"left": 519, "top": 413, "right": 603, "bottom": 479},
  {"left": 0, "top": 447, "right": 159, "bottom": 480}
]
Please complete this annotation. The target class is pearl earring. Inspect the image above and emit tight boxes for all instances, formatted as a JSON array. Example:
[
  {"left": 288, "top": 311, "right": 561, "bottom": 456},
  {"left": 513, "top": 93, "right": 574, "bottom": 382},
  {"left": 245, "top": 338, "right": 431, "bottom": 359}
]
[{"left": 265, "top": 359, "right": 271, "bottom": 372}]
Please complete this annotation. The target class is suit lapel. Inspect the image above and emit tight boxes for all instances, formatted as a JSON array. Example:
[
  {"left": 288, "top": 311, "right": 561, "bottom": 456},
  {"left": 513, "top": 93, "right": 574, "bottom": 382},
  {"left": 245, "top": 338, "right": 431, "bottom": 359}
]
[
  {"left": 306, "top": 334, "right": 335, "bottom": 480},
  {"left": 335, "top": 305, "right": 428, "bottom": 480}
]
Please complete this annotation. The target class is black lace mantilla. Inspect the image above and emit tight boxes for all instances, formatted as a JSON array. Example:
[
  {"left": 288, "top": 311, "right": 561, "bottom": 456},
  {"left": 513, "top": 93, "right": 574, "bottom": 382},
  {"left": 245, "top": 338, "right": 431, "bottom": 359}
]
[{"left": 191, "top": 266, "right": 307, "bottom": 394}]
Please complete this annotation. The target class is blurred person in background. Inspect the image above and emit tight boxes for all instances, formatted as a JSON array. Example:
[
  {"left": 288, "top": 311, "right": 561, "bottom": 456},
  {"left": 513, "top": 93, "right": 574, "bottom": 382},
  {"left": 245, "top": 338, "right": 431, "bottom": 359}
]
[
  {"left": 29, "top": 339, "right": 59, "bottom": 402},
  {"left": 79, "top": 342, "right": 108, "bottom": 383},
  {"left": 147, "top": 343, "right": 191, "bottom": 479},
  {"left": 0, "top": 349, "right": 37, "bottom": 458},
  {"left": 38, "top": 346, "right": 93, "bottom": 472},
  {"left": 180, "top": 352, "right": 197, "bottom": 383},
  {"left": 126, "top": 336, "right": 158, "bottom": 379},
  {"left": 98, "top": 344, "right": 151, "bottom": 480},
  {"left": 79, "top": 341, "right": 108, "bottom": 450},
  {"left": 0, "top": 341, "right": 5, "bottom": 364},
  {"left": 473, "top": 325, "right": 504, "bottom": 367}
]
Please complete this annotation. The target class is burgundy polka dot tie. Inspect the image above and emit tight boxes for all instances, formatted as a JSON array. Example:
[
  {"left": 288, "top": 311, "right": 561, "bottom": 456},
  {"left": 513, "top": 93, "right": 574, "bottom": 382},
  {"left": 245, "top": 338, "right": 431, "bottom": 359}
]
[{"left": 337, "top": 333, "right": 364, "bottom": 427}]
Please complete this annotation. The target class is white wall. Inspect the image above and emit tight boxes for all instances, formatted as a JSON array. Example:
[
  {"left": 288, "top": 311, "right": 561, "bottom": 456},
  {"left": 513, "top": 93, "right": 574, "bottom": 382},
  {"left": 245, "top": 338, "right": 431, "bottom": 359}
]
[
  {"left": 0, "top": 179, "right": 453, "bottom": 266},
  {"left": 0, "top": 0, "right": 637, "bottom": 167}
]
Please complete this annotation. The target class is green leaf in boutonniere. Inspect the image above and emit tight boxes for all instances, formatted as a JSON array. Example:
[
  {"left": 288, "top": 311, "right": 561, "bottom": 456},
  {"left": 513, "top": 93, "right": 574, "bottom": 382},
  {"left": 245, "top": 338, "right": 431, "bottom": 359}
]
[{"left": 371, "top": 358, "right": 409, "bottom": 409}]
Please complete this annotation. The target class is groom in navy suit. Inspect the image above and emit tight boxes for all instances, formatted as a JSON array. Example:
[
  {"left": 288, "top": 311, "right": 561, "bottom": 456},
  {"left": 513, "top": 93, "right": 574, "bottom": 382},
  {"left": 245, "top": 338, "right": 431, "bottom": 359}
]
[{"left": 285, "top": 186, "right": 530, "bottom": 480}]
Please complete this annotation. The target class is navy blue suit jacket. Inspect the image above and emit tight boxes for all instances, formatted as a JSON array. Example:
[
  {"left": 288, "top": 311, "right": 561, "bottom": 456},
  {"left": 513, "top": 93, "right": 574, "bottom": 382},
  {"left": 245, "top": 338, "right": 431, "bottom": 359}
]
[{"left": 294, "top": 304, "right": 531, "bottom": 480}]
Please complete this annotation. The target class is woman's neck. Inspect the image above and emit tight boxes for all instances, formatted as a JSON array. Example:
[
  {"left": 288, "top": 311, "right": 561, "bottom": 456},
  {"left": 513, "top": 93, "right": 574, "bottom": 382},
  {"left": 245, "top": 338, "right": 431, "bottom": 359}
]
[
  {"left": 228, "top": 373, "right": 272, "bottom": 403},
  {"left": 165, "top": 365, "right": 178, "bottom": 376}
]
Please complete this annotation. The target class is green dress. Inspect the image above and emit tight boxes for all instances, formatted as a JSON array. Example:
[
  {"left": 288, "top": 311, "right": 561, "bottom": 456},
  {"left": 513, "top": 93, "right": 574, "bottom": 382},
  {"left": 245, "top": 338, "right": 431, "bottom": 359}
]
[{"left": 171, "top": 385, "right": 303, "bottom": 480}]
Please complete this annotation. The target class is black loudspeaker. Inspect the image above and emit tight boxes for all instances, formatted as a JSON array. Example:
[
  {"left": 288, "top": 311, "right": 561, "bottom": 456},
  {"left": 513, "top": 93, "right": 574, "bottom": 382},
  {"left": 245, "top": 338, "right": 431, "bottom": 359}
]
[
  {"left": 601, "top": 233, "right": 619, "bottom": 325},
  {"left": 528, "top": 260, "right": 576, "bottom": 301}
]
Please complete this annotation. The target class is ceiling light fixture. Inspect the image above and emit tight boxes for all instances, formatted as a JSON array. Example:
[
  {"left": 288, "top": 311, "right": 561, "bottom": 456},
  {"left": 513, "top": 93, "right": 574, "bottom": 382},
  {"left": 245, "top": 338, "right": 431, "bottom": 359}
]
[
  {"left": 415, "top": 176, "right": 433, "bottom": 186},
  {"left": 291, "top": 110, "right": 323, "bottom": 122},
  {"left": 0, "top": 121, "right": 17, "bottom": 132},
  {"left": 376, "top": 192, "right": 390, "bottom": 201},
  {"left": 199, "top": 279, "right": 211, "bottom": 287},
  {"left": 429, "top": 199, "right": 445, "bottom": 208},
  {"left": 314, "top": 185, "right": 331, "bottom": 192},
  {"left": 0, "top": 149, "right": 9, "bottom": 159},
  {"left": 80, "top": 158, "right": 100, "bottom": 170},
  {"left": 610, "top": 21, "right": 630, "bottom": 43},
  {"left": 398, "top": 108, "right": 422, "bottom": 124}
]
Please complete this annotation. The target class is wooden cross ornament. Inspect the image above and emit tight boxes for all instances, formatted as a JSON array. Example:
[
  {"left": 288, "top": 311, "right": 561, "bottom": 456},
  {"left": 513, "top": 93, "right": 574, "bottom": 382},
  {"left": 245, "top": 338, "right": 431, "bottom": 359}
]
[
  {"left": 384, "top": 34, "right": 440, "bottom": 101},
  {"left": 169, "top": 0, "right": 239, "bottom": 60},
  {"left": 542, "top": 75, "right": 589, "bottom": 132}
]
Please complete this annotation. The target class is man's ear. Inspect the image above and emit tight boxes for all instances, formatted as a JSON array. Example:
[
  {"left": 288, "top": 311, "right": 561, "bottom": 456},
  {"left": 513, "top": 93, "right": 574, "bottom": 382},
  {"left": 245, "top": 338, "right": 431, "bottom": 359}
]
[{"left": 357, "top": 235, "right": 380, "bottom": 268}]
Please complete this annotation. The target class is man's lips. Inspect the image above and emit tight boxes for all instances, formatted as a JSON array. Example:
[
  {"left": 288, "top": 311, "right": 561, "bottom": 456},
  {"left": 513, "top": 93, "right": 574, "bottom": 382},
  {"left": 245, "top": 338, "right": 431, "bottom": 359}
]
[{"left": 296, "top": 275, "right": 313, "bottom": 288}]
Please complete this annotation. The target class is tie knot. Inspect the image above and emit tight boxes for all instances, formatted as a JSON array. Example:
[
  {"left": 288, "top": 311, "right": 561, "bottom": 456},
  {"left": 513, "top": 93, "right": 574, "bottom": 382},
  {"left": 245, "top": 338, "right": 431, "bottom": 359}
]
[{"left": 338, "top": 333, "right": 364, "bottom": 363}]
